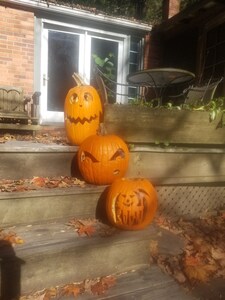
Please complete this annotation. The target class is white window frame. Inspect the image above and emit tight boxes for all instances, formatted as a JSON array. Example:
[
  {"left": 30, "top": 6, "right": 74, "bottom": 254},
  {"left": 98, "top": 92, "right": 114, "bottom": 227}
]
[{"left": 39, "top": 19, "right": 130, "bottom": 123}]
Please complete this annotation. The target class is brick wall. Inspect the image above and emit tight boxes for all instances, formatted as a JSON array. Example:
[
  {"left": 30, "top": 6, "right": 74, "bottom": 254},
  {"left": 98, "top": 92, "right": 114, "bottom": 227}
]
[
  {"left": 0, "top": 6, "right": 34, "bottom": 95},
  {"left": 162, "top": 0, "right": 180, "bottom": 20},
  {"left": 144, "top": 32, "right": 162, "bottom": 69}
]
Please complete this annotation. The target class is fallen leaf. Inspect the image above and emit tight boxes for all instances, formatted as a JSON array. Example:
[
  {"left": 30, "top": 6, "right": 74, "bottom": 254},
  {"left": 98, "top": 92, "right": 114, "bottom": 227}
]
[
  {"left": 77, "top": 224, "right": 96, "bottom": 237},
  {"left": 173, "top": 269, "right": 187, "bottom": 283},
  {"left": 184, "top": 263, "right": 217, "bottom": 283},
  {"left": 149, "top": 240, "right": 159, "bottom": 258},
  {"left": 211, "top": 246, "right": 225, "bottom": 261},
  {"left": 0, "top": 230, "right": 24, "bottom": 245},
  {"left": 91, "top": 280, "right": 106, "bottom": 295},
  {"left": 43, "top": 287, "right": 57, "bottom": 300},
  {"left": 61, "top": 283, "right": 82, "bottom": 297},
  {"left": 184, "top": 255, "right": 202, "bottom": 266},
  {"left": 31, "top": 176, "right": 46, "bottom": 187},
  {"left": 101, "top": 275, "right": 116, "bottom": 289}
]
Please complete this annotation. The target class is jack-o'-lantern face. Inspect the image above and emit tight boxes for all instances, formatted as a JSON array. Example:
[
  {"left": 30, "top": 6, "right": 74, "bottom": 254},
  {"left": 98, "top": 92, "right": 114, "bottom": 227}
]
[
  {"left": 77, "top": 134, "right": 130, "bottom": 185},
  {"left": 106, "top": 178, "right": 158, "bottom": 230},
  {"left": 64, "top": 85, "right": 102, "bottom": 145}
]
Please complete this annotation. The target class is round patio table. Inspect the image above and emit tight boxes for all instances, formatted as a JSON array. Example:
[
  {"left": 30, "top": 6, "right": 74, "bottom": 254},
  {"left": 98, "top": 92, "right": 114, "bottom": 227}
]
[{"left": 127, "top": 68, "right": 195, "bottom": 105}]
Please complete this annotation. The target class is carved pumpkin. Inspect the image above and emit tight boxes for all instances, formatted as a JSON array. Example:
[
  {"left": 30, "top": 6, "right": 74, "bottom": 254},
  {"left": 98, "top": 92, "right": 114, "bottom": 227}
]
[
  {"left": 105, "top": 178, "right": 158, "bottom": 230},
  {"left": 77, "top": 134, "right": 130, "bottom": 185},
  {"left": 64, "top": 82, "right": 102, "bottom": 145}
]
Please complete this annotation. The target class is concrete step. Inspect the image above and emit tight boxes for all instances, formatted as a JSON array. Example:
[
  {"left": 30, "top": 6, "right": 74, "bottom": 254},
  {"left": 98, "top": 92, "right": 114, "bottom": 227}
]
[
  {"left": 64, "top": 266, "right": 197, "bottom": 300},
  {"left": 1, "top": 141, "right": 225, "bottom": 185},
  {"left": 0, "top": 185, "right": 104, "bottom": 226},
  {"left": 0, "top": 220, "right": 184, "bottom": 297},
  {"left": 1, "top": 183, "right": 225, "bottom": 226}
]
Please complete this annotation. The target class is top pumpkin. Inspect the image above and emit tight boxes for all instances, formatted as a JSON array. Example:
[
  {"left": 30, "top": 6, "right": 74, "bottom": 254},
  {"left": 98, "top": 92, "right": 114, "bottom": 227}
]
[{"left": 64, "top": 85, "right": 103, "bottom": 145}]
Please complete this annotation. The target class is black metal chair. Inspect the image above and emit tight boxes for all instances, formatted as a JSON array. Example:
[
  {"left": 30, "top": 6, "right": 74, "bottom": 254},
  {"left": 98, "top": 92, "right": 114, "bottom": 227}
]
[
  {"left": 168, "top": 77, "right": 224, "bottom": 106},
  {"left": 93, "top": 67, "right": 147, "bottom": 104}
]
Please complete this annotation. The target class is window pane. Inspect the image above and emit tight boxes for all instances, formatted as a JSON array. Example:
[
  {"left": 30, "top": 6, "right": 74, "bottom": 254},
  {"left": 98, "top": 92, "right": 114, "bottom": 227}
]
[
  {"left": 47, "top": 31, "right": 79, "bottom": 111},
  {"left": 91, "top": 38, "right": 118, "bottom": 103}
]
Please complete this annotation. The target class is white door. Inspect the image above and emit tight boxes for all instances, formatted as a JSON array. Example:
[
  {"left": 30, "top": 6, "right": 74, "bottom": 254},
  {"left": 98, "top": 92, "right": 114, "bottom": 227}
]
[{"left": 40, "top": 24, "right": 129, "bottom": 124}]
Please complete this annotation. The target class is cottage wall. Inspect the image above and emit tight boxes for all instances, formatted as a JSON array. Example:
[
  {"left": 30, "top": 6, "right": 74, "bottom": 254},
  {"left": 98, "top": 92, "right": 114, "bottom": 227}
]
[{"left": 0, "top": 6, "right": 34, "bottom": 95}]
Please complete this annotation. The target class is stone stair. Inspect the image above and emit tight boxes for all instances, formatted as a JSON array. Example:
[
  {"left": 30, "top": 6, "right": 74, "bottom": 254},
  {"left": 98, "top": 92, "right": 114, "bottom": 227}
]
[{"left": 0, "top": 140, "right": 224, "bottom": 299}]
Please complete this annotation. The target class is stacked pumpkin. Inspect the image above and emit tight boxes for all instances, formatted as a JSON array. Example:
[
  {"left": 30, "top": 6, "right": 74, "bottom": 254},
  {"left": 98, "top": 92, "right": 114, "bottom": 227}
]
[{"left": 64, "top": 77, "right": 157, "bottom": 230}]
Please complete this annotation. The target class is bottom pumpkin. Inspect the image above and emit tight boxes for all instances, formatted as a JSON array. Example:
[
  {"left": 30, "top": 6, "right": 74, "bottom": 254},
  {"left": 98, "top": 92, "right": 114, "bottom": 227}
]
[{"left": 105, "top": 178, "right": 158, "bottom": 230}]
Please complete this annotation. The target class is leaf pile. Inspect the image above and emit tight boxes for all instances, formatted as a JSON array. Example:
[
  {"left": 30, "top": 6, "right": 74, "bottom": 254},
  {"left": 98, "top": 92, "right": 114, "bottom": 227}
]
[
  {"left": 0, "top": 228, "right": 24, "bottom": 246},
  {"left": 151, "top": 211, "right": 225, "bottom": 287},
  {"left": 0, "top": 130, "right": 68, "bottom": 145},
  {"left": 67, "top": 218, "right": 119, "bottom": 238},
  {"left": 0, "top": 176, "right": 85, "bottom": 192},
  {"left": 20, "top": 275, "right": 116, "bottom": 300}
]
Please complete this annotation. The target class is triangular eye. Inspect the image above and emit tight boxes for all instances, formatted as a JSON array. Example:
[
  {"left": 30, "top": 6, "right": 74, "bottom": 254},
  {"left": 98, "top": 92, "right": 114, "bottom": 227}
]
[
  {"left": 81, "top": 151, "right": 99, "bottom": 162},
  {"left": 110, "top": 148, "right": 125, "bottom": 160}
]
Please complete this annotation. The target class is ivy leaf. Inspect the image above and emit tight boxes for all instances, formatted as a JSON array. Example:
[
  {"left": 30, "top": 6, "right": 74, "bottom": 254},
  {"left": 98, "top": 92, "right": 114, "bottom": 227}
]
[{"left": 209, "top": 110, "right": 216, "bottom": 122}]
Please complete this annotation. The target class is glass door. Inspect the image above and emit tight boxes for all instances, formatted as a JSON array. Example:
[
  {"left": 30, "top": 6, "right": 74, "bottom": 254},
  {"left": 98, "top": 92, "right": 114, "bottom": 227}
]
[
  {"left": 90, "top": 36, "right": 129, "bottom": 103},
  {"left": 41, "top": 29, "right": 83, "bottom": 123},
  {"left": 40, "top": 23, "right": 130, "bottom": 123}
]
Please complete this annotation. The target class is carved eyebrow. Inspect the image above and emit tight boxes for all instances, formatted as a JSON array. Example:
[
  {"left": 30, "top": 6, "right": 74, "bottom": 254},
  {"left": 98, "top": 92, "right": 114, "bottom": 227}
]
[
  {"left": 83, "top": 151, "right": 99, "bottom": 162},
  {"left": 110, "top": 148, "right": 125, "bottom": 160}
]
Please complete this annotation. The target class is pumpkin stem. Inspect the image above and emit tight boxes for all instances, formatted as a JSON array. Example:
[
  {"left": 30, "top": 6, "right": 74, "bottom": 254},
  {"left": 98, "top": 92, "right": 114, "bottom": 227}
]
[
  {"left": 72, "top": 73, "right": 86, "bottom": 86},
  {"left": 97, "top": 122, "right": 108, "bottom": 135}
]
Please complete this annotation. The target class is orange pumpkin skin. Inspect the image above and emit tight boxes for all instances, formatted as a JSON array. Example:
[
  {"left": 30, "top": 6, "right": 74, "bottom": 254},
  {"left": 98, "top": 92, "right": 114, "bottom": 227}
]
[
  {"left": 64, "top": 85, "right": 102, "bottom": 145},
  {"left": 77, "top": 134, "right": 130, "bottom": 185},
  {"left": 106, "top": 178, "right": 158, "bottom": 230}
]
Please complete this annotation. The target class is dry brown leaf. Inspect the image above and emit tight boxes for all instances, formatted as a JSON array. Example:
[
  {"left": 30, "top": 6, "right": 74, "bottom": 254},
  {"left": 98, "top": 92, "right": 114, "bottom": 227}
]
[
  {"left": 77, "top": 224, "right": 96, "bottom": 237},
  {"left": 155, "top": 215, "right": 182, "bottom": 234},
  {"left": 67, "top": 218, "right": 97, "bottom": 237},
  {"left": 101, "top": 275, "right": 116, "bottom": 289},
  {"left": 211, "top": 246, "right": 225, "bottom": 261},
  {"left": 149, "top": 240, "right": 159, "bottom": 258},
  {"left": 91, "top": 281, "right": 106, "bottom": 295},
  {"left": 61, "top": 283, "right": 82, "bottom": 297},
  {"left": 191, "top": 237, "right": 211, "bottom": 254},
  {"left": 216, "top": 267, "right": 225, "bottom": 278},
  {"left": 173, "top": 269, "right": 187, "bottom": 283},
  {"left": 156, "top": 255, "right": 173, "bottom": 276},
  {"left": 43, "top": 287, "right": 57, "bottom": 300},
  {"left": 184, "top": 255, "right": 202, "bottom": 266},
  {"left": 0, "top": 230, "right": 24, "bottom": 245},
  {"left": 31, "top": 176, "right": 46, "bottom": 187},
  {"left": 184, "top": 263, "right": 217, "bottom": 283}
]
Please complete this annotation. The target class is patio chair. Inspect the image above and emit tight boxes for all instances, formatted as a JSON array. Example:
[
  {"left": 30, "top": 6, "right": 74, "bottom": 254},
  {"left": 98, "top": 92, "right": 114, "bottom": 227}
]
[
  {"left": 93, "top": 67, "right": 146, "bottom": 104},
  {"left": 0, "top": 85, "right": 41, "bottom": 131},
  {"left": 169, "top": 77, "right": 224, "bottom": 106}
]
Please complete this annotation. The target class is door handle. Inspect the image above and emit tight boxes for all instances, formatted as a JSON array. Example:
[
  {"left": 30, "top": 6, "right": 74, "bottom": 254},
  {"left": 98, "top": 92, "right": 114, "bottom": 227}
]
[{"left": 43, "top": 74, "right": 49, "bottom": 86}]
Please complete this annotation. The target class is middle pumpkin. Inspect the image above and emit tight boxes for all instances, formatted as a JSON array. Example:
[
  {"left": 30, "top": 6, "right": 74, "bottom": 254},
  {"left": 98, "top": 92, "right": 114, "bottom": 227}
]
[{"left": 77, "top": 134, "right": 130, "bottom": 185}]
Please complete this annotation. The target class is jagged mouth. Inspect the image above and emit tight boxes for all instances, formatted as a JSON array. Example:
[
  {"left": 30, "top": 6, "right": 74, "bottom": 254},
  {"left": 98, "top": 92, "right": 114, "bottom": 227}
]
[{"left": 65, "top": 114, "right": 97, "bottom": 124}]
